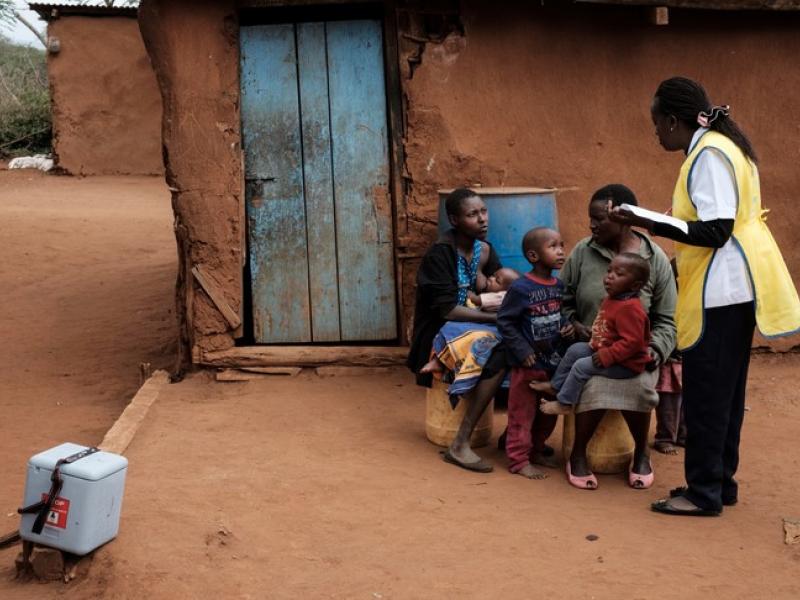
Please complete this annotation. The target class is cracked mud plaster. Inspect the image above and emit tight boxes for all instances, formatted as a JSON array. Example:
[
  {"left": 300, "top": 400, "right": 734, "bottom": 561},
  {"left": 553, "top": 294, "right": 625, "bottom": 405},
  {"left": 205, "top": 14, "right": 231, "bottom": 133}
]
[{"left": 139, "top": 0, "right": 243, "bottom": 364}]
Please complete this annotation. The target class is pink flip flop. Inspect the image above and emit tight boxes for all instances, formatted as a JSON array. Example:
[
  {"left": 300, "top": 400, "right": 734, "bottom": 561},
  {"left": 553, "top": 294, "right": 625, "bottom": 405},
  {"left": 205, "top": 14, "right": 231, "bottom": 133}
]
[
  {"left": 566, "top": 461, "right": 598, "bottom": 490},
  {"left": 628, "top": 461, "right": 654, "bottom": 490}
]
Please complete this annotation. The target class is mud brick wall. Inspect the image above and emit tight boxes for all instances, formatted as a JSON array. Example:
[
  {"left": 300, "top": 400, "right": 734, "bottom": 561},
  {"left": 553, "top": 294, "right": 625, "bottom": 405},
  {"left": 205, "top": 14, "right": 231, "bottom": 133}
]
[
  {"left": 139, "top": 0, "right": 243, "bottom": 368},
  {"left": 397, "top": 1, "right": 800, "bottom": 349},
  {"left": 140, "top": 0, "right": 800, "bottom": 362},
  {"left": 47, "top": 15, "right": 163, "bottom": 175}
]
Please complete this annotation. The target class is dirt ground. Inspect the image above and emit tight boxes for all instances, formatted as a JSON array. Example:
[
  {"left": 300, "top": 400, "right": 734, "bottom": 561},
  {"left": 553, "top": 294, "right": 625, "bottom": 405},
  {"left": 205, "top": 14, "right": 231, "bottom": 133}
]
[
  {"left": 1, "top": 170, "right": 799, "bottom": 599},
  {"left": 0, "top": 170, "right": 175, "bottom": 548}
]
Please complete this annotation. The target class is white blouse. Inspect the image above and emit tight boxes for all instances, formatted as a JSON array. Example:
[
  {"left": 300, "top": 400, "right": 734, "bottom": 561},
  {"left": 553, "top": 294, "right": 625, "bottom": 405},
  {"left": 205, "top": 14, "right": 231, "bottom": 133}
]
[{"left": 685, "top": 128, "right": 754, "bottom": 308}]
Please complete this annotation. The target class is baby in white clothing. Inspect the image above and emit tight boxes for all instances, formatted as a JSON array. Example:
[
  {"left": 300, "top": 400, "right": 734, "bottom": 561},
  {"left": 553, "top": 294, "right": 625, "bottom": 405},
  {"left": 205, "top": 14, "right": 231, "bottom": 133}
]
[
  {"left": 419, "top": 268, "right": 519, "bottom": 375},
  {"left": 468, "top": 267, "right": 520, "bottom": 312}
]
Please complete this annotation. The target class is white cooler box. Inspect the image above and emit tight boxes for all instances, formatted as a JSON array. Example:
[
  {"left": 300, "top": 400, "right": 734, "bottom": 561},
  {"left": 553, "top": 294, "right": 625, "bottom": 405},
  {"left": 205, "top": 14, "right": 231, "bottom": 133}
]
[{"left": 19, "top": 443, "right": 128, "bottom": 555}]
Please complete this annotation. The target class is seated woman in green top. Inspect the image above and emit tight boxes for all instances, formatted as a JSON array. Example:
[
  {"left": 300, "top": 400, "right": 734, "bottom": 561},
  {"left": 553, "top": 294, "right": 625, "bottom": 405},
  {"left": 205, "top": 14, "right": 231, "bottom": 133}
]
[{"left": 559, "top": 184, "right": 677, "bottom": 489}]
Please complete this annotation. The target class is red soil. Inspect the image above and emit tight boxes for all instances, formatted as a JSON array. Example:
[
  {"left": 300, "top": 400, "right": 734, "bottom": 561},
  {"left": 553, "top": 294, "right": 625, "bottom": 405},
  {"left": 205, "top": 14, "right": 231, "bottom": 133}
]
[
  {"left": 0, "top": 170, "right": 175, "bottom": 563},
  {"left": 1, "top": 170, "right": 799, "bottom": 598}
]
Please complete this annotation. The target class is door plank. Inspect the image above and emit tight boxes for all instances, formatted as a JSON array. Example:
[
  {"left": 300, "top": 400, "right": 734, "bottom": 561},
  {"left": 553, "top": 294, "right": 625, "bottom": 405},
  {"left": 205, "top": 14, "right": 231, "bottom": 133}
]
[
  {"left": 240, "top": 25, "right": 312, "bottom": 343},
  {"left": 297, "top": 22, "right": 341, "bottom": 342},
  {"left": 326, "top": 20, "right": 397, "bottom": 341}
]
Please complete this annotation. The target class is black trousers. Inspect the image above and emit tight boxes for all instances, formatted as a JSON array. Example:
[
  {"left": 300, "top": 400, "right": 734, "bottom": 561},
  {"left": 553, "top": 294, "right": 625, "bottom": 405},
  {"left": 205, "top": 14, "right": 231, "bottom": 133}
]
[{"left": 682, "top": 302, "right": 755, "bottom": 512}]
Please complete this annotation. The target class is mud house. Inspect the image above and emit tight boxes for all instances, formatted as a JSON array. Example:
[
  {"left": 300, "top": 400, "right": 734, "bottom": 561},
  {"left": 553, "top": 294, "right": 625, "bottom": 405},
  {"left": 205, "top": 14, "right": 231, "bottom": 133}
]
[
  {"left": 136, "top": 0, "right": 800, "bottom": 369},
  {"left": 30, "top": 1, "right": 163, "bottom": 175}
]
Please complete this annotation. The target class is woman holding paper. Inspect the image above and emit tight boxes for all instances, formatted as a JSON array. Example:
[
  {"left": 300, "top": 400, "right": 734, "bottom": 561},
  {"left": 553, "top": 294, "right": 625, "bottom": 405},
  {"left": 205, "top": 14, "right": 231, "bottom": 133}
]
[{"left": 611, "top": 76, "right": 800, "bottom": 516}]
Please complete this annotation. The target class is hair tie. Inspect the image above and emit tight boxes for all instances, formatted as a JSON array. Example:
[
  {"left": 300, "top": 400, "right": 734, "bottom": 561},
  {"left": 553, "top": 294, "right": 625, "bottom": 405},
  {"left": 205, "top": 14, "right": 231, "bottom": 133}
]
[{"left": 697, "top": 105, "right": 730, "bottom": 127}]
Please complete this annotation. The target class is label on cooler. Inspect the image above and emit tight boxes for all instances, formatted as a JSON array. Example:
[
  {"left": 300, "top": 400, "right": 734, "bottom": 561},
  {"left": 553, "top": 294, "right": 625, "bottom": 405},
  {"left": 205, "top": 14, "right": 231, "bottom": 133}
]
[{"left": 40, "top": 494, "right": 70, "bottom": 529}]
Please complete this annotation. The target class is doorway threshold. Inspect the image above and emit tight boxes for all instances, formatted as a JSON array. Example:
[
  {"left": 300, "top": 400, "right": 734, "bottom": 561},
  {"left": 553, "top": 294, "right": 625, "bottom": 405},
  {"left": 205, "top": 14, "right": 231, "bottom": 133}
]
[{"left": 198, "top": 345, "right": 409, "bottom": 368}]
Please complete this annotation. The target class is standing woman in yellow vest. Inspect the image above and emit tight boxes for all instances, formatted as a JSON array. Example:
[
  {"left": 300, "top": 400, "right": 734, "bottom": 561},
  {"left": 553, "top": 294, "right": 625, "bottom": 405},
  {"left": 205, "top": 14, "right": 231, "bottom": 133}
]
[{"left": 611, "top": 77, "right": 800, "bottom": 516}]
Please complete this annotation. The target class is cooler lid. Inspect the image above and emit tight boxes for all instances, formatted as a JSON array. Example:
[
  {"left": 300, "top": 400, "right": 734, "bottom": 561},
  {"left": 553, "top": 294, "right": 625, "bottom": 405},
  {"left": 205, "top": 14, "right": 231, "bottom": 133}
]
[{"left": 28, "top": 442, "right": 128, "bottom": 481}]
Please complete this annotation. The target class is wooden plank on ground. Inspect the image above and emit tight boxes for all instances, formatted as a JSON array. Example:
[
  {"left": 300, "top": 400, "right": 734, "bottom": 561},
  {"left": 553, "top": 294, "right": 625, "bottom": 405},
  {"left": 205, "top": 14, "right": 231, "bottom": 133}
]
[
  {"left": 216, "top": 367, "right": 302, "bottom": 381},
  {"left": 315, "top": 366, "right": 399, "bottom": 377},
  {"left": 239, "top": 366, "right": 303, "bottom": 376},
  {"left": 99, "top": 370, "right": 170, "bottom": 455},
  {"left": 202, "top": 345, "right": 408, "bottom": 368}
]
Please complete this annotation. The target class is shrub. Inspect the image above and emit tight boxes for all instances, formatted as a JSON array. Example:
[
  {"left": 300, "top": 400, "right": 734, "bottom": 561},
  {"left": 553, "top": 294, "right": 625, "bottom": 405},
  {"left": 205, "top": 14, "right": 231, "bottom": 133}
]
[{"left": 0, "top": 34, "right": 51, "bottom": 157}]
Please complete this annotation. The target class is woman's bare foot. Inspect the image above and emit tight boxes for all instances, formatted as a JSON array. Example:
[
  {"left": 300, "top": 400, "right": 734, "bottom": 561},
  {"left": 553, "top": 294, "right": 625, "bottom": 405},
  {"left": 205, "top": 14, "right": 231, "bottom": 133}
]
[
  {"left": 420, "top": 356, "right": 444, "bottom": 374},
  {"left": 532, "top": 451, "right": 559, "bottom": 469},
  {"left": 540, "top": 399, "right": 572, "bottom": 415},
  {"left": 654, "top": 441, "right": 679, "bottom": 455},
  {"left": 529, "top": 380, "right": 555, "bottom": 395},
  {"left": 515, "top": 463, "right": 548, "bottom": 480}
]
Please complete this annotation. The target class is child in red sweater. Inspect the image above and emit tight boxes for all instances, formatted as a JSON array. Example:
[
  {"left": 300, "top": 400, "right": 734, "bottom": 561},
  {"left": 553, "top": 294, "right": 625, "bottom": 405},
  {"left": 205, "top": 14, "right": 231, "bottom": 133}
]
[{"left": 533, "top": 253, "right": 651, "bottom": 415}]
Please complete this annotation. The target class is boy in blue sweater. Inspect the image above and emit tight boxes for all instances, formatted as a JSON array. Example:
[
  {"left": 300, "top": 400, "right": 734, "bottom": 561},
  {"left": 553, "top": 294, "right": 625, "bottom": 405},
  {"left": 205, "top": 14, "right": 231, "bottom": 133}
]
[{"left": 497, "top": 227, "right": 574, "bottom": 479}]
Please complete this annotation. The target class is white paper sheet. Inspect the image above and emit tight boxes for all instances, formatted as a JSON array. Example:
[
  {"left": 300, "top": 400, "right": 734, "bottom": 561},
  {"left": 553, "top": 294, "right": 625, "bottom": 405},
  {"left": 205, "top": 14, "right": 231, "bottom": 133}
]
[{"left": 620, "top": 203, "right": 688, "bottom": 235}]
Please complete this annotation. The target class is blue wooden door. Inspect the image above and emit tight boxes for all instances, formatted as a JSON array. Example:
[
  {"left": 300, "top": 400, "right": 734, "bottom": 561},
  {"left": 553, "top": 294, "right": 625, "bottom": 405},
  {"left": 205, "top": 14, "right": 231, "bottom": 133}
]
[{"left": 241, "top": 20, "right": 396, "bottom": 343}]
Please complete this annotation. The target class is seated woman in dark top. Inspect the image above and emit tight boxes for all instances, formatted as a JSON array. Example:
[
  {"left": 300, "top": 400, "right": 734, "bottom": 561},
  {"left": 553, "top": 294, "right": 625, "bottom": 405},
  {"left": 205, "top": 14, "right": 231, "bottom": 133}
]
[{"left": 407, "top": 188, "right": 507, "bottom": 473}]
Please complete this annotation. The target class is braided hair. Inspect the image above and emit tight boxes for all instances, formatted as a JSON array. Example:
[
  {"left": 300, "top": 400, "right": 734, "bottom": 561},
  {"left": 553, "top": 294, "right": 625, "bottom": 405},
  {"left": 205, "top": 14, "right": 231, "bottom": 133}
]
[{"left": 654, "top": 77, "right": 757, "bottom": 163}]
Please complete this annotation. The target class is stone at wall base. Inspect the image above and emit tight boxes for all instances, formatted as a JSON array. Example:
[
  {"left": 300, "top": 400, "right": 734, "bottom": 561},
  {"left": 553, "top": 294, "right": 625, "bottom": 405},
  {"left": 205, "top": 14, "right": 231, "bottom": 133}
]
[{"left": 30, "top": 546, "right": 65, "bottom": 581}]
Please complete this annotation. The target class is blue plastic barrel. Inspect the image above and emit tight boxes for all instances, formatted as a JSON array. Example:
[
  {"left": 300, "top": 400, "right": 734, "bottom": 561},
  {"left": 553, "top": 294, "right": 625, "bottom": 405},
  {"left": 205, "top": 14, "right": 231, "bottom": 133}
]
[{"left": 438, "top": 187, "right": 558, "bottom": 274}]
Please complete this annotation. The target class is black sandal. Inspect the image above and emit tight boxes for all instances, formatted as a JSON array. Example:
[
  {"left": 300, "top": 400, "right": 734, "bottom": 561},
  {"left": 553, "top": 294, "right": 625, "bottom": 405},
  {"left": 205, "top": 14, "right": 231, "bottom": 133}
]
[
  {"left": 442, "top": 449, "right": 493, "bottom": 473},
  {"left": 670, "top": 486, "right": 737, "bottom": 506},
  {"left": 651, "top": 497, "right": 721, "bottom": 517}
]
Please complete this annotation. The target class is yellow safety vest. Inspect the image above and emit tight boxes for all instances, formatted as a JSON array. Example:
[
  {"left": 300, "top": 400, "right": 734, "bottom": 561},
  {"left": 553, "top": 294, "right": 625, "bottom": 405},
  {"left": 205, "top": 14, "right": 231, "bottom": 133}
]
[{"left": 672, "top": 130, "right": 800, "bottom": 350}]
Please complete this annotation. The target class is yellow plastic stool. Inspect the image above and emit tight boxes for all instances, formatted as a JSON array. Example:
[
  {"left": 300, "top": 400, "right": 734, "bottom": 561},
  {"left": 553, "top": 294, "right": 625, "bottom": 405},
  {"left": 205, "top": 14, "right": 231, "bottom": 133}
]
[
  {"left": 562, "top": 409, "right": 634, "bottom": 474},
  {"left": 425, "top": 379, "right": 493, "bottom": 448}
]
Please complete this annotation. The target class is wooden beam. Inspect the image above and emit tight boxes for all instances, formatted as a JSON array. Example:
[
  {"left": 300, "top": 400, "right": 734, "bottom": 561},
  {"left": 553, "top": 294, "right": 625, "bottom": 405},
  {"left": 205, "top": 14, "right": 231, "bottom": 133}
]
[
  {"left": 238, "top": 0, "right": 380, "bottom": 7},
  {"left": 575, "top": 0, "right": 800, "bottom": 10},
  {"left": 191, "top": 265, "right": 242, "bottom": 330},
  {"left": 201, "top": 345, "right": 409, "bottom": 368}
]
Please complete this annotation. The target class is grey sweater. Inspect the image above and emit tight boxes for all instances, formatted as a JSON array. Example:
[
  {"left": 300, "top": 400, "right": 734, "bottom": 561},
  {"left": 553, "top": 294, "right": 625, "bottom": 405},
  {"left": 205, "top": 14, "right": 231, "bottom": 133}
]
[{"left": 560, "top": 232, "right": 677, "bottom": 363}]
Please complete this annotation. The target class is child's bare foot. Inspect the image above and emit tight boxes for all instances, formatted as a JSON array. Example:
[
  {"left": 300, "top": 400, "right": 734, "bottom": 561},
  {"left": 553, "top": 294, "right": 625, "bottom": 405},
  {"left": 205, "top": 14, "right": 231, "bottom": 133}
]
[
  {"left": 420, "top": 357, "right": 444, "bottom": 374},
  {"left": 654, "top": 441, "right": 679, "bottom": 455},
  {"left": 515, "top": 464, "right": 548, "bottom": 480},
  {"left": 529, "top": 380, "right": 555, "bottom": 395},
  {"left": 540, "top": 399, "right": 572, "bottom": 415}
]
